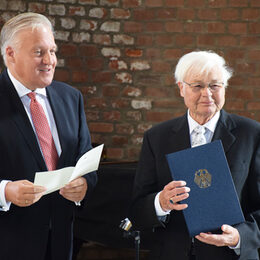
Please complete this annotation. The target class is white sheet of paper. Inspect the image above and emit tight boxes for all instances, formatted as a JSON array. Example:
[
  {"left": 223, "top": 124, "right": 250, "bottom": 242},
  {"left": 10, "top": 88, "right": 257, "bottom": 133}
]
[{"left": 34, "top": 144, "right": 104, "bottom": 195}]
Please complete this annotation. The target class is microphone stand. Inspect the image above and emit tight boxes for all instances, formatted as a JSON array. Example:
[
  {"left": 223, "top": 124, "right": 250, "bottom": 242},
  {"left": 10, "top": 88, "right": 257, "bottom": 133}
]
[{"left": 119, "top": 218, "right": 140, "bottom": 260}]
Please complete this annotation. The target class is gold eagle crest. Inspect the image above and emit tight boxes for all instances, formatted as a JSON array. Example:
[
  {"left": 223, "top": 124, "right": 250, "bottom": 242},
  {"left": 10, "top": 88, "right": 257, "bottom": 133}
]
[{"left": 194, "top": 169, "right": 212, "bottom": 189}]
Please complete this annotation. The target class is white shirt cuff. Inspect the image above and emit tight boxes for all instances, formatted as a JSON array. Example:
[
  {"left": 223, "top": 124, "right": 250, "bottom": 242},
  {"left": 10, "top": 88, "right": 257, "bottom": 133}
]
[
  {"left": 0, "top": 180, "right": 11, "bottom": 212},
  {"left": 154, "top": 192, "right": 171, "bottom": 216},
  {"left": 229, "top": 238, "right": 240, "bottom": 255}
]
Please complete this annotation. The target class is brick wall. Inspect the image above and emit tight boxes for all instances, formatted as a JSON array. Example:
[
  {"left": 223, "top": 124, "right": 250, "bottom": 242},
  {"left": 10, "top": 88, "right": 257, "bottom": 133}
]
[{"left": 0, "top": 0, "right": 260, "bottom": 161}]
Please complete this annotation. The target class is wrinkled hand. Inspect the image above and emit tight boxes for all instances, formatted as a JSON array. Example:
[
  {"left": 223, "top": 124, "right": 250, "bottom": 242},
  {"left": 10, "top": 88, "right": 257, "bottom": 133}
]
[
  {"left": 59, "top": 177, "right": 87, "bottom": 202},
  {"left": 5, "top": 180, "right": 46, "bottom": 207},
  {"left": 195, "top": 225, "right": 240, "bottom": 247},
  {"left": 159, "top": 180, "right": 190, "bottom": 212}
]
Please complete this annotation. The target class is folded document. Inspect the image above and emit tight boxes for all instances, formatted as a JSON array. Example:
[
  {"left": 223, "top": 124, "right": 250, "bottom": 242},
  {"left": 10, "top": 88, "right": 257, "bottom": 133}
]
[{"left": 34, "top": 144, "right": 104, "bottom": 195}]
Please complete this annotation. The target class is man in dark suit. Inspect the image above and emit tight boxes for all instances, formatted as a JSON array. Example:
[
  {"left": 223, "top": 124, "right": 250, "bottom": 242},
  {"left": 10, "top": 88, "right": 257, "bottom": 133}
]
[
  {"left": 0, "top": 13, "right": 97, "bottom": 260},
  {"left": 130, "top": 51, "right": 260, "bottom": 259}
]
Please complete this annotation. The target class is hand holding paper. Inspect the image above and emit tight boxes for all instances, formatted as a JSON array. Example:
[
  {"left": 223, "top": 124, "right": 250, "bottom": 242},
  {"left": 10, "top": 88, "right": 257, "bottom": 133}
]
[{"left": 34, "top": 144, "right": 103, "bottom": 195}]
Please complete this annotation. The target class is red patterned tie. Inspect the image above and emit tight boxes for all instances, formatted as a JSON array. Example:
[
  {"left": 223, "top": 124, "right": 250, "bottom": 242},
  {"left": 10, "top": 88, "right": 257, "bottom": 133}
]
[{"left": 27, "top": 92, "right": 58, "bottom": 171}]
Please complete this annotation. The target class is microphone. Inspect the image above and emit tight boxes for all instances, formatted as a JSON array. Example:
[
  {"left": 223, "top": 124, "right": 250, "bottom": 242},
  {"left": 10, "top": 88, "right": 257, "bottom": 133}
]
[{"left": 119, "top": 218, "right": 140, "bottom": 260}]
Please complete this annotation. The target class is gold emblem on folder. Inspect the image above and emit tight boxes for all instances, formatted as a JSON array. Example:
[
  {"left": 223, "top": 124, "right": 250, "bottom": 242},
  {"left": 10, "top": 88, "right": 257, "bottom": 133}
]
[{"left": 194, "top": 169, "right": 212, "bottom": 189}]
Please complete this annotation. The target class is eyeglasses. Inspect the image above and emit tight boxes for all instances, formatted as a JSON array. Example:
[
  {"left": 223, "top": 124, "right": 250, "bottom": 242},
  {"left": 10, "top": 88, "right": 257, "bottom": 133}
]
[{"left": 183, "top": 81, "right": 224, "bottom": 93}]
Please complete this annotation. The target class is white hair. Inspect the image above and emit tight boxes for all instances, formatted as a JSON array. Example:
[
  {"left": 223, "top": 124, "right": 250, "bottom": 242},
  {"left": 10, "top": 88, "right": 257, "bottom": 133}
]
[
  {"left": 0, "top": 12, "right": 54, "bottom": 65},
  {"left": 174, "top": 50, "right": 233, "bottom": 87}
]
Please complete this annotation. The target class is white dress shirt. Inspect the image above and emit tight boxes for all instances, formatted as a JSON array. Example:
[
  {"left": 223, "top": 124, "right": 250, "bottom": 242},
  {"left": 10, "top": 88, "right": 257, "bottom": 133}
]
[{"left": 0, "top": 69, "right": 62, "bottom": 211}]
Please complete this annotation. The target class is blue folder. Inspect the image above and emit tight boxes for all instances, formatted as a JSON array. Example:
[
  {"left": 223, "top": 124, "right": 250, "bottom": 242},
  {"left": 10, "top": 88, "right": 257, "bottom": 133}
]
[{"left": 166, "top": 140, "right": 245, "bottom": 237}]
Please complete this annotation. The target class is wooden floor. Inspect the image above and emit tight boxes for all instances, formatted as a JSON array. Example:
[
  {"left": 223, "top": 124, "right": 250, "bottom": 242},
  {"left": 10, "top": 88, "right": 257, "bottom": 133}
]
[{"left": 76, "top": 242, "right": 149, "bottom": 260}]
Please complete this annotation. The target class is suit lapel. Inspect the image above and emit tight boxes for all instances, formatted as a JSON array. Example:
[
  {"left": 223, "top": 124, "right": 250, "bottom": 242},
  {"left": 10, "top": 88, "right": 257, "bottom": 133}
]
[
  {"left": 0, "top": 70, "right": 47, "bottom": 170},
  {"left": 212, "top": 110, "right": 236, "bottom": 153},
  {"left": 46, "top": 85, "right": 68, "bottom": 166},
  {"left": 169, "top": 113, "right": 191, "bottom": 153}
]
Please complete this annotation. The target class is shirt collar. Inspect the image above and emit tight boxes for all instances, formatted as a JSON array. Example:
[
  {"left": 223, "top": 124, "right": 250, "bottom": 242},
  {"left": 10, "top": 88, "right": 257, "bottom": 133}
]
[
  {"left": 7, "top": 69, "right": 47, "bottom": 98},
  {"left": 188, "top": 110, "right": 220, "bottom": 134}
]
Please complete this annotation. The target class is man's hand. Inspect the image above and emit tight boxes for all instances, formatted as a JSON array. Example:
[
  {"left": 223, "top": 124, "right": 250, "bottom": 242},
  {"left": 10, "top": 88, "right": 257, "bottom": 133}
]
[
  {"left": 59, "top": 177, "right": 87, "bottom": 202},
  {"left": 159, "top": 180, "right": 190, "bottom": 212},
  {"left": 5, "top": 180, "right": 46, "bottom": 207},
  {"left": 195, "top": 224, "right": 240, "bottom": 247}
]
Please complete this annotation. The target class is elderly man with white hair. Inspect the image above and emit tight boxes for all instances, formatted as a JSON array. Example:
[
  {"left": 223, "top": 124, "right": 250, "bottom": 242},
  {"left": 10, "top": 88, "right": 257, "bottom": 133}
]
[{"left": 130, "top": 50, "right": 260, "bottom": 260}]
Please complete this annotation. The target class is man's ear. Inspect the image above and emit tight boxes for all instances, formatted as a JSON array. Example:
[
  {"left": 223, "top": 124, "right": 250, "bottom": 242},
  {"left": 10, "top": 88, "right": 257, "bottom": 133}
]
[
  {"left": 178, "top": 82, "right": 184, "bottom": 97},
  {"left": 5, "top": 46, "right": 15, "bottom": 63}
]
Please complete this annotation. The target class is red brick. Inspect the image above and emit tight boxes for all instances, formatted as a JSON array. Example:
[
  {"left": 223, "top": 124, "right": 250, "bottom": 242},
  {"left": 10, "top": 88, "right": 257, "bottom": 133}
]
[
  {"left": 127, "top": 147, "right": 141, "bottom": 160},
  {"left": 175, "top": 35, "right": 194, "bottom": 46},
  {"left": 146, "top": 48, "right": 161, "bottom": 59},
  {"left": 92, "top": 71, "right": 112, "bottom": 83},
  {"left": 102, "top": 85, "right": 121, "bottom": 97},
  {"left": 122, "top": 0, "right": 142, "bottom": 8},
  {"left": 89, "top": 122, "right": 114, "bottom": 133},
  {"left": 248, "top": 23, "right": 260, "bottom": 34},
  {"left": 251, "top": 0, "right": 260, "bottom": 7},
  {"left": 86, "top": 98, "right": 107, "bottom": 109},
  {"left": 59, "top": 44, "right": 77, "bottom": 57},
  {"left": 177, "top": 9, "right": 195, "bottom": 20},
  {"left": 133, "top": 9, "right": 155, "bottom": 20},
  {"left": 220, "top": 9, "right": 239, "bottom": 20},
  {"left": 197, "top": 35, "right": 216, "bottom": 46},
  {"left": 153, "top": 99, "right": 183, "bottom": 108},
  {"left": 145, "top": 22, "right": 164, "bottom": 32},
  {"left": 54, "top": 69, "right": 70, "bottom": 82},
  {"left": 228, "top": 23, "right": 247, "bottom": 34},
  {"left": 151, "top": 61, "right": 171, "bottom": 73},
  {"left": 240, "top": 36, "right": 258, "bottom": 46},
  {"left": 157, "top": 9, "right": 176, "bottom": 19},
  {"left": 124, "top": 21, "right": 143, "bottom": 32},
  {"left": 137, "top": 123, "right": 153, "bottom": 133},
  {"left": 122, "top": 86, "right": 142, "bottom": 97},
  {"left": 72, "top": 70, "right": 88, "bottom": 83},
  {"left": 86, "top": 111, "right": 100, "bottom": 121},
  {"left": 146, "top": 0, "right": 163, "bottom": 7},
  {"left": 111, "top": 8, "right": 131, "bottom": 19},
  {"left": 126, "top": 111, "right": 142, "bottom": 121},
  {"left": 226, "top": 88, "right": 254, "bottom": 100},
  {"left": 242, "top": 9, "right": 260, "bottom": 20},
  {"left": 67, "top": 57, "right": 83, "bottom": 69},
  {"left": 145, "top": 86, "right": 170, "bottom": 97},
  {"left": 217, "top": 35, "right": 237, "bottom": 46},
  {"left": 106, "top": 148, "right": 124, "bottom": 159},
  {"left": 163, "top": 49, "right": 182, "bottom": 60},
  {"left": 229, "top": 0, "right": 248, "bottom": 7},
  {"left": 103, "top": 111, "right": 121, "bottom": 121},
  {"left": 79, "top": 45, "right": 99, "bottom": 56},
  {"left": 236, "top": 63, "right": 256, "bottom": 75},
  {"left": 112, "top": 136, "right": 129, "bottom": 145},
  {"left": 28, "top": 3, "right": 46, "bottom": 13},
  {"left": 145, "top": 111, "right": 175, "bottom": 122},
  {"left": 111, "top": 99, "right": 130, "bottom": 108},
  {"left": 198, "top": 9, "right": 218, "bottom": 20},
  {"left": 208, "top": 0, "right": 227, "bottom": 8},
  {"left": 207, "top": 22, "right": 225, "bottom": 33},
  {"left": 136, "top": 35, "right": 153, "bottom": 46},
  {"left": 185, "top": 22, "right": 205, "bottom": 33},
  {"left": 187, "top": 0, "right": 205, "bottom": 7},
  {"left": 93, "top": 34, "right": 111, "bottom": 45},
  {"left": 248, "top": 77, "right": 260, "bottom": 86},
  {"left": 125, "top": 48, "right": 143, "bottom": 57},
  {"left": 248, "top": 50, "right": 260, "bottom": 61},
  {"left": 224, "top": 101, "right": 245, "bottom": 111},
  {"left": 226, "top": 50, "right": 245, "bottom": 60},
  {"left": 165, "top": 21, "right": 183, "bottom": 32},
  {"left": 86, "top": 58, "right": 104, "bottom": 70},
  {"left": 155, "top": 35, "right": 174, "bottom": 46},
  {"left": 247, "top": 102, "right": 260, "bottom": 111},
  {"left": 116, "top": 123, "right": 134, "bottom": 134},
  {"left": 165, "top": 0, "right": 184, "bottom": 7}
]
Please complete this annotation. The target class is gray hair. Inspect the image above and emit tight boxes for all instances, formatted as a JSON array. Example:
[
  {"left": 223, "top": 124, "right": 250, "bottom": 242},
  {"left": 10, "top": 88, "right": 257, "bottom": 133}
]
[
  {"left": 174, "top": 50, "right": 233, "bottom": 87},
  {"left": 0, "top": 12, "right": 54, "bottom": 65}
]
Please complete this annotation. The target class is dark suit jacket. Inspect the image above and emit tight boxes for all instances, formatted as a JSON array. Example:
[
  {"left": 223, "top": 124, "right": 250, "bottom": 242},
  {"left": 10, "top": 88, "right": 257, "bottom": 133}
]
[
  {"left": 130, "top": 110, "right": 260, "bottom": 260},
  {"left": 0, "top": 69, "right": 97, "bottom": 260}
]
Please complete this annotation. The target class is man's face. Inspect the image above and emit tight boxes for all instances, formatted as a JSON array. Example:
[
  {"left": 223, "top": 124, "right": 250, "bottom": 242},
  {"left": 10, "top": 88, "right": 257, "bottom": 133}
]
[
  {"left": 7, "top": 25, "right": 57, "bottom": 90},
  {"left": 178, "top": 67, "right": 226, "bottom": 124}
]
